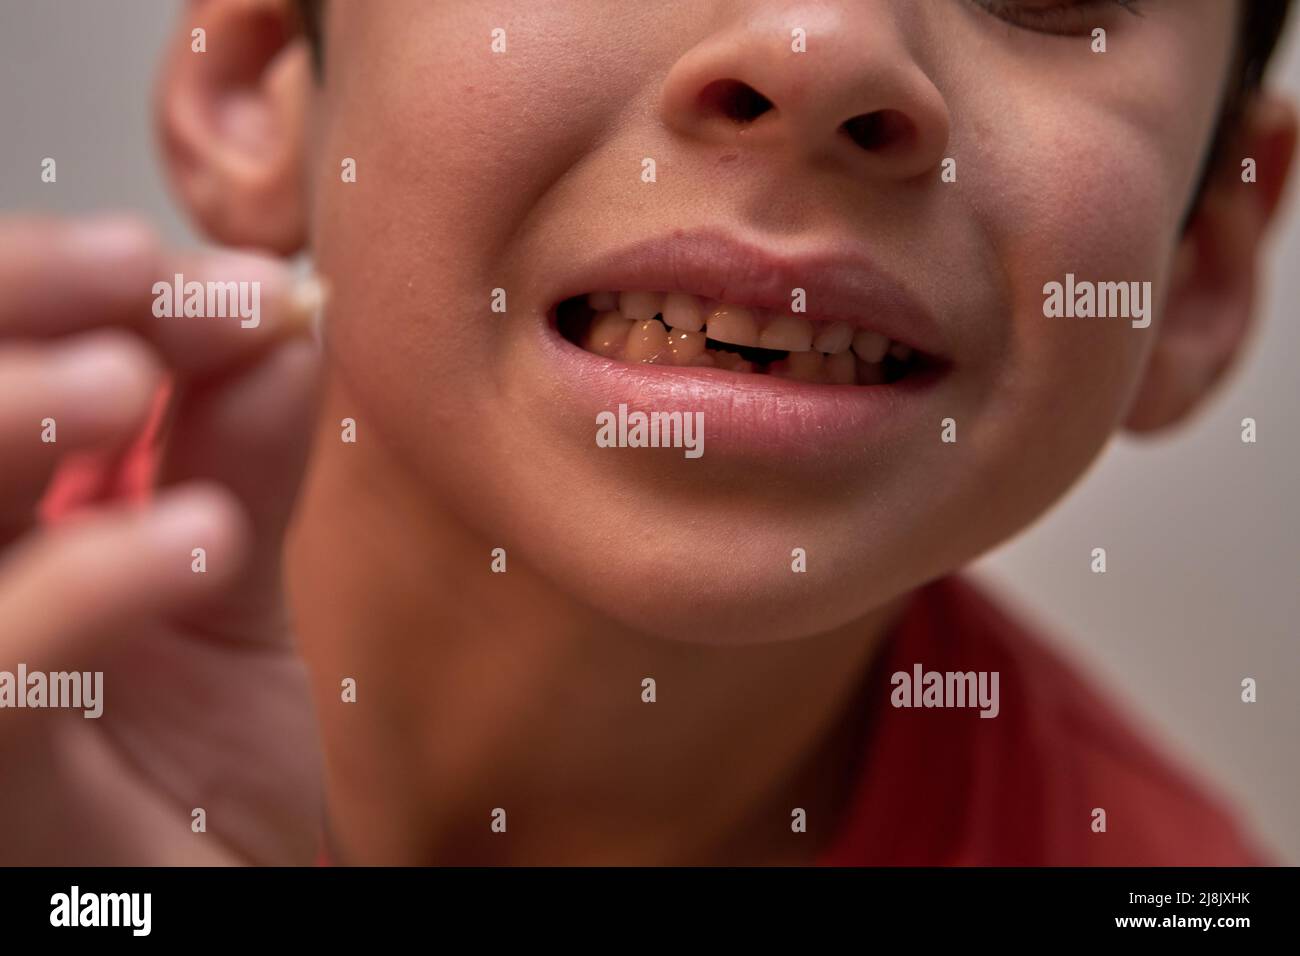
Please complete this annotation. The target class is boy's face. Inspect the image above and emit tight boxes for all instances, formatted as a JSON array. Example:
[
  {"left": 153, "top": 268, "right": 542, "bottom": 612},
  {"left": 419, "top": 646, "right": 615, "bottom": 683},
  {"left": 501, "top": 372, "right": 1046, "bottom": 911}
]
[{"left": 188, "top": 1, "right": 1265, "bottom": 641}]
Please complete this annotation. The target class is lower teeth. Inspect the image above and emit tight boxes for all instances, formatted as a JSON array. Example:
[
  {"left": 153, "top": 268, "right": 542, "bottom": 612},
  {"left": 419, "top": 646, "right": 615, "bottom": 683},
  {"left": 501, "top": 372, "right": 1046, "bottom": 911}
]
[{"left": 558, "top": 298, "right": 916, "bottom": 385}]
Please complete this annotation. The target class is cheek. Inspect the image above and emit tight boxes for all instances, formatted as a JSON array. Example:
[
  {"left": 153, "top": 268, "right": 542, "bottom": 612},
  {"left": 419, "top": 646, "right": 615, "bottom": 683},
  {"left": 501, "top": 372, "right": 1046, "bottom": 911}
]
[
  {"left": 954, "top": 5, "right": 1230, "bottom": 469},
  {"left": 322, "top": 6, "right": 652, "bottom": 253},
  {"left": 950, "top": 101, "right": 1192, "bottom": 536},
  {"left": 1005, "top": 117, "right": 1170, "bottom": 411},
  {"left": 311, "top": 7, "right": 665, "bottom": 430},
  {"left": 308, "top": 24, "right": 576, "bottom": 447}
]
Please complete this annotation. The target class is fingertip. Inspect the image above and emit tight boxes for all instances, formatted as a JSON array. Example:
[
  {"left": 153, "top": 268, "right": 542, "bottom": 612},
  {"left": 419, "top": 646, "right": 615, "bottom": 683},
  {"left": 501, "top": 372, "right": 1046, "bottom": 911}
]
[
  {"left": 147, "top": 482, "right": 254, "bottom": 587},
  {"left": 61, "top": 215, "right": 165, "bottom": 298},
  {"left": 63, "top": 213, "right": 160, "bottom": 263},
  {"left": 50, "top": 329, "right": 167, "bottom": 436}
]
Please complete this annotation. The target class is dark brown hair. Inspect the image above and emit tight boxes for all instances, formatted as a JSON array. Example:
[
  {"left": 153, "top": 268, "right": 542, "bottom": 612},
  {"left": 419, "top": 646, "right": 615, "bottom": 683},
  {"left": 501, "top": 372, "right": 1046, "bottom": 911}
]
[
  {"left": 1210, "top": 0, "right": 1294, "bottom": 165},
  {"left": 297, "top": 0, "right": 324, "bottom": 69}
]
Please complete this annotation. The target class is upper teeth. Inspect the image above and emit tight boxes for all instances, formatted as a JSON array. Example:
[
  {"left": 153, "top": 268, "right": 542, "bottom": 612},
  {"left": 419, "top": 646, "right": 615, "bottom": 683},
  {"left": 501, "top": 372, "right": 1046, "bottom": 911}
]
[
  {"left": 662, "top": 293, "right": 704, "bottom": 332},
  {"left": 852, "top": 328, "right": 889, "bottom": 363},
  {"left": 592, "top": 291, "right": 905, "bottom": 362}
]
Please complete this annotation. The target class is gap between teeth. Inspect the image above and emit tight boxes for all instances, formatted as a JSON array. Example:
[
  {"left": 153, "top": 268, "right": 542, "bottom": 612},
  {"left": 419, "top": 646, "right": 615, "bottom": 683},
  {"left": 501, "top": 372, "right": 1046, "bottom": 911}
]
[{"left": 582, "top": 291, "right": 913, "bottom": 384}]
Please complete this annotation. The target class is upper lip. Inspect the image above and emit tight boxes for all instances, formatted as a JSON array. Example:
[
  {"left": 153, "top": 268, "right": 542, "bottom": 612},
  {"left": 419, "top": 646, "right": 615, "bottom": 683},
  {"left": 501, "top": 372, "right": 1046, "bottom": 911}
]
[{"left": 547, "top": 227, "right": 948, "bottom": 358}]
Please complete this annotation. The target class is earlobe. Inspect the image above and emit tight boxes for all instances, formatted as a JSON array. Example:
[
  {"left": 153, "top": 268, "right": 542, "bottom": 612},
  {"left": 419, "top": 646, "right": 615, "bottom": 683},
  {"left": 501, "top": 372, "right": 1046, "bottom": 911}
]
[
  {"left": 156, "top": 0, "right": 313, "bottom": 255},
  {"left": 1123, "top": 93, "right": 1298, "bottom": 435}
]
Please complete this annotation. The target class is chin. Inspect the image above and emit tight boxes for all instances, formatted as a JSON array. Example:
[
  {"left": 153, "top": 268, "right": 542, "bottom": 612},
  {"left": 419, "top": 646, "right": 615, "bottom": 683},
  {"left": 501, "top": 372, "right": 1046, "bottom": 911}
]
[{"left": 544, "top": 532, "right": 893, "bottom": 645}]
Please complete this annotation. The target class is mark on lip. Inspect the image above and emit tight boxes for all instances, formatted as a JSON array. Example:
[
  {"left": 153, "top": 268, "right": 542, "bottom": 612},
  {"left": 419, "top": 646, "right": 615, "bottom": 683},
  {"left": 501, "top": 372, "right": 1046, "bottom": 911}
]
[{"left": 717, "top": 153, "right": 739, "bottom": 165}]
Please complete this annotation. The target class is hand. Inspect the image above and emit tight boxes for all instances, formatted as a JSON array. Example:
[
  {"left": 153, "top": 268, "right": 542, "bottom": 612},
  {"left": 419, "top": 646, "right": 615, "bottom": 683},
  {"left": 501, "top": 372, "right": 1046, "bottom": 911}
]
[{"left": 0, "top": 215, "right": 325, "bottom": 865}]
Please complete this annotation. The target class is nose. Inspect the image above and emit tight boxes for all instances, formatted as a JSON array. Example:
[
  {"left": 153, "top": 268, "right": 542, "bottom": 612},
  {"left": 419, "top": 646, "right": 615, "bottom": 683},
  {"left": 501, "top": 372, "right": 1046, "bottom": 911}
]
[{"left": 658, "top": 4, "right": 950, "bottom": 181}]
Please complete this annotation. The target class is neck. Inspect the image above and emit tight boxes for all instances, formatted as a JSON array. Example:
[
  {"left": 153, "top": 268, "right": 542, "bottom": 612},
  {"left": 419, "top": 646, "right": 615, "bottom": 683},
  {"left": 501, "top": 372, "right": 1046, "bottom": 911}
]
[{"left": 287, "top": 383, "right": 908, "bottom": 865}]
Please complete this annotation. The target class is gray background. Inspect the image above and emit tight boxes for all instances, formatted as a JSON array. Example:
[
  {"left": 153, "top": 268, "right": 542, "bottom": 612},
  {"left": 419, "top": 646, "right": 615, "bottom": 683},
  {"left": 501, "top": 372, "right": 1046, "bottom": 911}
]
[{"left": 1, "top": 1, "right": 1297, "bottom": 862}]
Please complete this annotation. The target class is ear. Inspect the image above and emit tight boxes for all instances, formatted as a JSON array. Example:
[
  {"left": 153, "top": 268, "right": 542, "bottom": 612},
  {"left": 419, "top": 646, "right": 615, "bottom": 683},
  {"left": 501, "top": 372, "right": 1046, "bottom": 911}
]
[
  {"left": 1124, "top": 93, "right": 1298, "bottom": 433},
  {"left": 155, "top": 0, "right": 313, "bottom": 255}
]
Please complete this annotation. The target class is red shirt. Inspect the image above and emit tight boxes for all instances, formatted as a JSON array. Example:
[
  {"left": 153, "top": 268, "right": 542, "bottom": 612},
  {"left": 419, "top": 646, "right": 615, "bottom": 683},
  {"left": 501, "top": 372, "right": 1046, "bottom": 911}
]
[
  {"left": 816, "top": 575, "right": 1265, "bottom": 866},
  {"left": 43, "top": 437, "right": 1265, "bottom": 866}
]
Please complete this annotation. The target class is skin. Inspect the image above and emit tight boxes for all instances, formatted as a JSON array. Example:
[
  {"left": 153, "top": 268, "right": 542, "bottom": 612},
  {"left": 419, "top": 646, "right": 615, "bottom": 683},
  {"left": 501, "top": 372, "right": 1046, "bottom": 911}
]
[{"left": 0, "top": 0, "right": 1294, "bottom": 864}]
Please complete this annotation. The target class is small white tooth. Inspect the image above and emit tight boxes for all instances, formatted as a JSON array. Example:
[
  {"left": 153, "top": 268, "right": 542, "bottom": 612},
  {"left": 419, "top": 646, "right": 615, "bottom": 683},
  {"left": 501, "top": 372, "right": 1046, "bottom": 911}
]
[
  {"left": 689, "top": 353, "right": 716, "bottom": 368},
  {"left": 588, "top": 291, "right": 618, "bottom": 311},
  {"left": 759, "top": 315, "right": 814, "bottom": 352},
  {"left": 774, "top": 350, "right": 826, "bottom": 383},
  {"left": 705, "top": 304, "right": 759, "bottom": 347},
  {"left": 712, "top": 350, "right": 754, "bottom": 374},
  {"left": 585, "top": 311, "right": 634, "bottom": 357},
  {"left": 625, "top": 319, "right": 669, "bottom": 363},
  {"left": 662, "top": 293, "right": 705, "bottom": 332},
  {"left": 813, "top": 321, "right": 853, "bottom": 355},
  {"left": 888, "top": 341, "right": 913, "bottom": 361},
  {"left": 666, "top": 328, "right": 707, "bottom": 365},
  {"left": 855, "top": 357, "right": 887, "bottom": 385},
  {"left": 852, "top": 329, "right": 889, "bottom": 363},
  {"left": 825, "top": 350, "right": 855, "bottom": 384},
  {"left": 619, "top": 291, "right": 664, "bottom": 322}
]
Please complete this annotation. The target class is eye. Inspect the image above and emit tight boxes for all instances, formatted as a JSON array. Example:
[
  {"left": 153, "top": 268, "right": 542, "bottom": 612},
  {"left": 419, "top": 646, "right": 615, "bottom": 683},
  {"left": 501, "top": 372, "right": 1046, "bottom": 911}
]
[{"left": 966, "top": 0, "right": 1144, "bottom": 37}]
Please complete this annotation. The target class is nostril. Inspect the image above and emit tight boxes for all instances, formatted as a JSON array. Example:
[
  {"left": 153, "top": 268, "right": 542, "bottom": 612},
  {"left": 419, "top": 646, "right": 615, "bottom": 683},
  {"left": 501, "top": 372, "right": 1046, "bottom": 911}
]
[
  {"left": 698, "top": 79, "right": 775, "bottom": 124},
  {"left": 842, "top": 109, "right": 915, "bottom": 152}
]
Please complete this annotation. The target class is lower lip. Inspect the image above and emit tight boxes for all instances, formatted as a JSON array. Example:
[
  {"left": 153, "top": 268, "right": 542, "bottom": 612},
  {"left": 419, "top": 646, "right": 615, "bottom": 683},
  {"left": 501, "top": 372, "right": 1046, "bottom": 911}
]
[{"left": 535, "top": 312, "right": 946, "bottom": 458}]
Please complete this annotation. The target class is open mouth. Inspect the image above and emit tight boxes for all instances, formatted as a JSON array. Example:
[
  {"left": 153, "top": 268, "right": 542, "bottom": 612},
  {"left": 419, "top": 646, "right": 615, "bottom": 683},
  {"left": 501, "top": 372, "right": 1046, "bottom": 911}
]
[{"left": 556, "top": 291, "right": 933, "bottom": 386}]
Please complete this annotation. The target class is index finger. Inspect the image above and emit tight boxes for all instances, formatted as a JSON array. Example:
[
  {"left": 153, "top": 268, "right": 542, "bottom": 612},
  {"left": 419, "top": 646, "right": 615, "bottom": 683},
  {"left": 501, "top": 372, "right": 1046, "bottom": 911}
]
[{"left": 0, "top": 215, "right": 323, "bottom": 380}]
